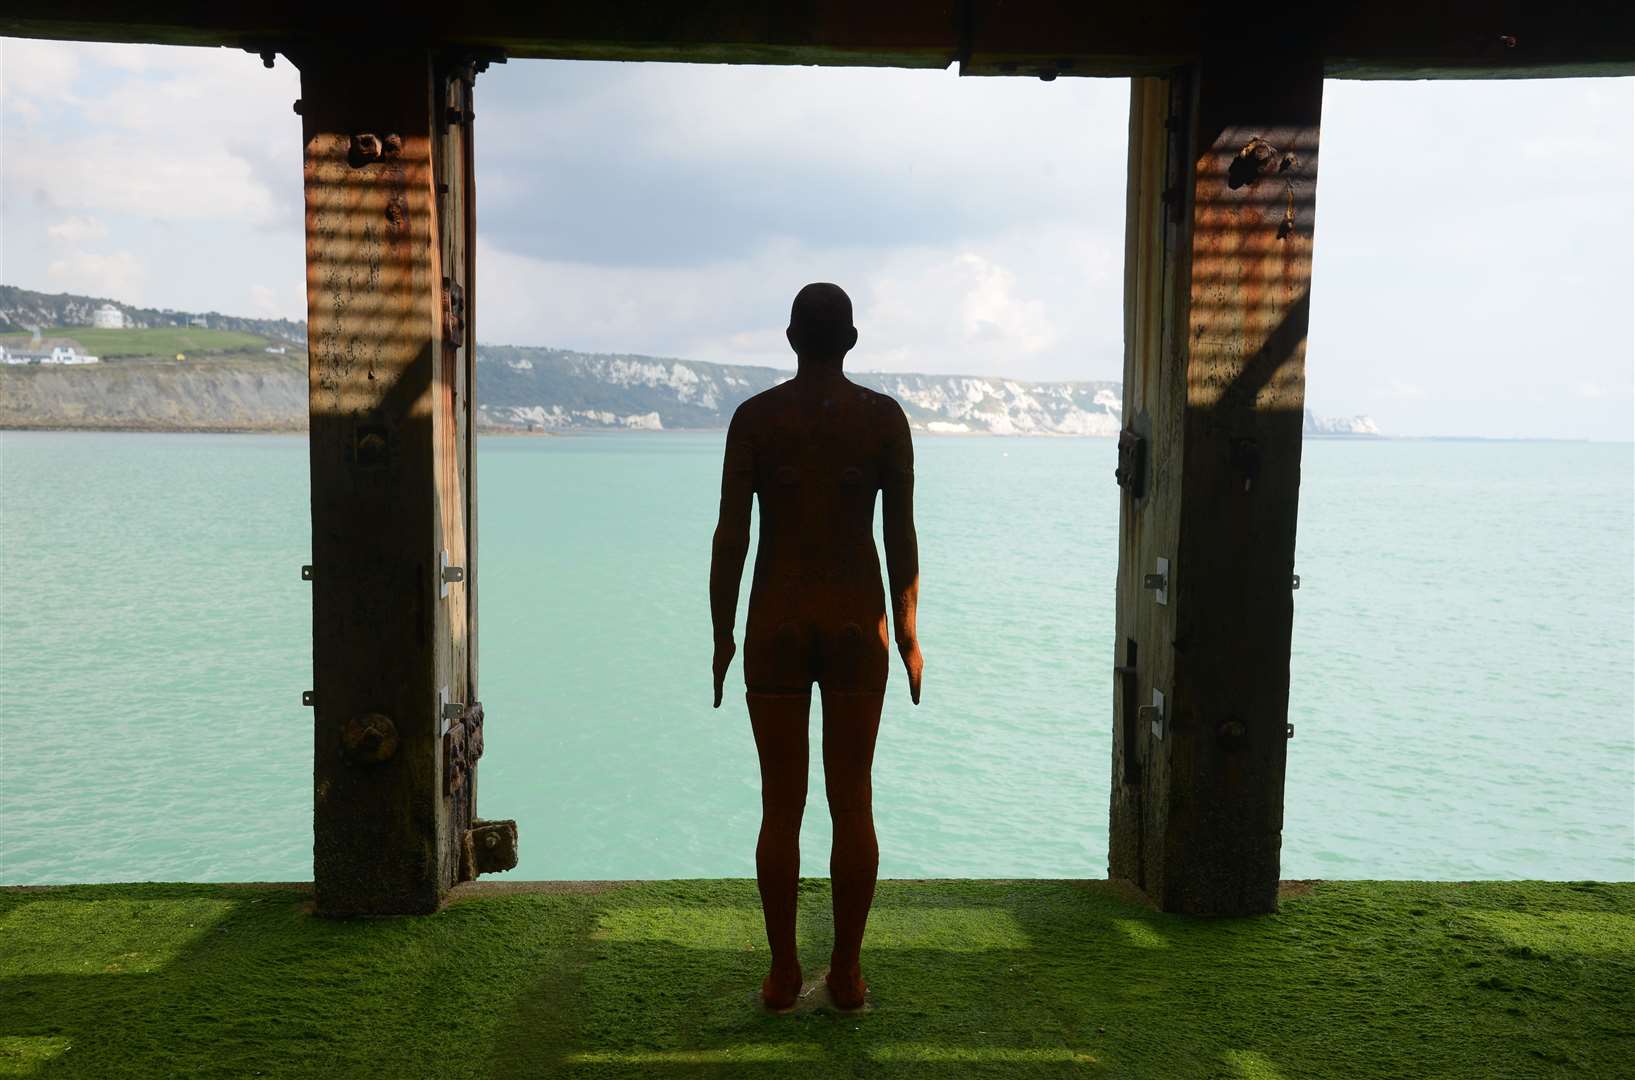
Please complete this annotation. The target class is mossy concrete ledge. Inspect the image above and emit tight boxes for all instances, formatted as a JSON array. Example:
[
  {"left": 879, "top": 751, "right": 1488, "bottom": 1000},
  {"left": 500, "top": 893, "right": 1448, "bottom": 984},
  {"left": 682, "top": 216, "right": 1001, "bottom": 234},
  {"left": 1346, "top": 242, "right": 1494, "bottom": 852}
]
[{"left": 1, "top": 879, "right": 1630, "bottom": 1078}]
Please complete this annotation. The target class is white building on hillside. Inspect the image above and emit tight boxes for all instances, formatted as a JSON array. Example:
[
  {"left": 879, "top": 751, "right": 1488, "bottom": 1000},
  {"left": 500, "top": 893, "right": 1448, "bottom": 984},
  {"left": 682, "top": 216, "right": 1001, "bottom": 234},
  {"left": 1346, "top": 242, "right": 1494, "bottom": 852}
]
[
  {"left": 49, "top": 345, "right": 98, "bottom": 364},
  {"left": 93, "top": 304, "right": 126, "bottom": 329}
]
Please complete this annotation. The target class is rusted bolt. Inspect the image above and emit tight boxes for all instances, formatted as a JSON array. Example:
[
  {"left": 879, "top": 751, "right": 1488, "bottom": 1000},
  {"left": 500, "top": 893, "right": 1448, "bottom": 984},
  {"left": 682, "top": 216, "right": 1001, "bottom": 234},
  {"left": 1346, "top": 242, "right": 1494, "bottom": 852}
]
[
  {"left": 351, "top": 133, "right": 383, "bottom": 163},
  {"left": 485, "top": 833, "right": 498, "bottom": 849},
  {"left": 384, "top": 197, "right": 407, "bottom": 229},
  {"left": 353, "top": 425, "right": 388, "bottom": 469},
  {"left": 260, "top": 51, "right": 275, "bottom": 69},
  {"left": 383, "top": 133, "right": 403, "bottom": 158},
  {"left": 1499, "top": 33, "right": 1517, "bottom": 48},
  {"left": 341, "top": 712, "right": 399, "bottom": 765},
  {"left": 1228, "top": 137, "right": 1282, "bottom": 190}
]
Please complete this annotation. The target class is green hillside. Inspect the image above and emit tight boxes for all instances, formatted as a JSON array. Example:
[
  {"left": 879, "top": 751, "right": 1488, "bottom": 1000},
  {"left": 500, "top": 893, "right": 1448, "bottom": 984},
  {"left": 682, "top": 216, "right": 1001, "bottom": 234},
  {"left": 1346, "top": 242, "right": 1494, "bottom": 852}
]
[{"left": 0, "top": 326, "right": 274, "bottom": 358}]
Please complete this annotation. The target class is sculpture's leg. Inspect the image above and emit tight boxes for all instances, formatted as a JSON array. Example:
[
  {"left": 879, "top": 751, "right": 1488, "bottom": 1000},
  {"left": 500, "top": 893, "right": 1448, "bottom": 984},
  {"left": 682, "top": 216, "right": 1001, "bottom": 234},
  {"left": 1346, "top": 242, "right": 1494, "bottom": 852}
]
[
  {"left": 746, "top": 691, "right": 811, "bottom": 1010},
  {"left": 820, "top": 687, "right": 884, "bottom": 1010}
]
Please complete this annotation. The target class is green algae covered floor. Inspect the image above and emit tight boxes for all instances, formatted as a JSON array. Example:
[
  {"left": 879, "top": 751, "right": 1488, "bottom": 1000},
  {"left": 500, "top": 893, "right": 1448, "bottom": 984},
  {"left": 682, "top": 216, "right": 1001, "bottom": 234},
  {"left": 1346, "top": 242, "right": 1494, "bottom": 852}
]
[{"left": 1, "top": 879, "right": 1630, "bottom": 1078}]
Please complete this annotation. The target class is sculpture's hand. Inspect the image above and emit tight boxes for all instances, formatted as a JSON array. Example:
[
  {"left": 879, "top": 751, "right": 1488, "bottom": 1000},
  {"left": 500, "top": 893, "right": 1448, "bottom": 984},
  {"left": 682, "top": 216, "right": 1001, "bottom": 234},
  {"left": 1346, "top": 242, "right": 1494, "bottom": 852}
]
[
  {"left": 712, "top": 636, "right": 736, "bottom": 709},
  {"left": 897, "top": 637, "right": 923, "bottom": 705}
]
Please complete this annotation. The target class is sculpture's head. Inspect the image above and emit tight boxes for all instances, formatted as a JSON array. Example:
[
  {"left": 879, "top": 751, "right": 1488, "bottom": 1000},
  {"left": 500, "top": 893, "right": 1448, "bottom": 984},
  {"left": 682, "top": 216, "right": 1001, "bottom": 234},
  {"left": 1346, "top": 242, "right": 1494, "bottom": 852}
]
[{"left": 787, "top": 283, "right": 858, "bottom": 365}]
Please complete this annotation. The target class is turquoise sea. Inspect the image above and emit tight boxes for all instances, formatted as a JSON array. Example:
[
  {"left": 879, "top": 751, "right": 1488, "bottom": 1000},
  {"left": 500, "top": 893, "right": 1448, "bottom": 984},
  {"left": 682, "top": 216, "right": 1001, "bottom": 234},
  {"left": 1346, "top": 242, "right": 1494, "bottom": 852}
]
[{"left": 1, "top": 431, "right": 1631, "bottom": 884}]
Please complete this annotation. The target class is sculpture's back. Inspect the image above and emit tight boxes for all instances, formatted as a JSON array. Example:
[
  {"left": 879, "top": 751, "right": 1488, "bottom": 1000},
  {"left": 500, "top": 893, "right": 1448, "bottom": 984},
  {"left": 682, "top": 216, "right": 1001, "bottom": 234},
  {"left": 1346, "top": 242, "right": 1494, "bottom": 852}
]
[{"left": 709, "top": 283, "right": 921, "bottom": 1012}]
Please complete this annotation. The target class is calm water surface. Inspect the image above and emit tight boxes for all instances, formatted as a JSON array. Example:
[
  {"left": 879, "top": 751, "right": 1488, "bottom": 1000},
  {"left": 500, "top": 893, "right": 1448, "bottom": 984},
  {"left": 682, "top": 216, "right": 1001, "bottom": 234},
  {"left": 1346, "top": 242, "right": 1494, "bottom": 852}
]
[{"left": 1, "top": 431, "right": 1630, "bottom": 883}]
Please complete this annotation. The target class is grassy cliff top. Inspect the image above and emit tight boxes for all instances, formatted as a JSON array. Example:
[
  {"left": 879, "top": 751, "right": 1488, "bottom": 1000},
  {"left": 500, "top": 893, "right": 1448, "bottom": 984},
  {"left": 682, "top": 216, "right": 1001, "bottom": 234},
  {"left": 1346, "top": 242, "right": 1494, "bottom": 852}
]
[
  {"left": 0, "top": 326, "right": 278, "bottom": 358},
  {"left": 2, "top": 878, "right": 1630, "bottom": 1078}
]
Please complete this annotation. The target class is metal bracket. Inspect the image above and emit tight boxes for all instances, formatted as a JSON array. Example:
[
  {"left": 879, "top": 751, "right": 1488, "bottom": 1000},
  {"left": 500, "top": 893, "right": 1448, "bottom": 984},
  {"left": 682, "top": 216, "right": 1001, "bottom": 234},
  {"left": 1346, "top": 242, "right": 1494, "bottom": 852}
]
[
  {"left": 439, "top": 549, "right": 465, "bottom": 598},
  {"left": 1114, "top": 430, "right": 1146, "bottom": 498},
  {"left": 438, "top": 686, "right": 464, "bottom": 735},
  {"left": 1141, "top": 688, "right": 1166, "bottom": 739},
  {"left": 443, "top": 700, "right": 483, "bottom": 798},
  {"left": 460, "top": 817, "right": 518, "bottom": 880},
  {"left": 442, "top": 279, "right": 465, "bottom": 348},
  {"left": 1145, "top": 558, "right": 1169, "bottom": 606}
]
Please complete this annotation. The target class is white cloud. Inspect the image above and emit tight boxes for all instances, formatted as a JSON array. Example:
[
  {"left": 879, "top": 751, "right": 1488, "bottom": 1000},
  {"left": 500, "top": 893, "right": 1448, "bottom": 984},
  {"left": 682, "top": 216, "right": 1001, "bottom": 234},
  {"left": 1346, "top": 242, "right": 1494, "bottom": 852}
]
[
  {"left": 954, "top": 253, "right": 1056, "bottom": 354},
  {"left": 1309, "top": 78, "right": 1632, "bottom": 440},
  {"left": 10, "top": 135, "right": 282, "bottom": 222},
  {"left": 0, "top": 38, "right": 81, "bottom": 120},
  {"left": 46, "top": 215, "right": 107, "bottom": 243},
  {"left": 1, "top": 40, "right": 299, "bottom": 227},
  {"left": 477, "top": 221, "right": 1119, "bottom": 380},
  {"left": 249, "top": 284, "right": 280, "bottom": 316},
  {"left": 46, "top": 250, "right": 146, "bottom": 300}
]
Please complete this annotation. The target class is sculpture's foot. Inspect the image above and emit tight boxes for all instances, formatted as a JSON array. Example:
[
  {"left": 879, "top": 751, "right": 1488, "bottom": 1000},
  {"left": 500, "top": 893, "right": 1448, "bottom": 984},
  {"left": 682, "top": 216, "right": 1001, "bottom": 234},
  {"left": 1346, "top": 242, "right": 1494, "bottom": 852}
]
[
  {"left": 760, "top": 964, "right": 804, "bottom": 1013},
  {"left": 824, "top": 964, "right": 868, "bottom": 1012}
]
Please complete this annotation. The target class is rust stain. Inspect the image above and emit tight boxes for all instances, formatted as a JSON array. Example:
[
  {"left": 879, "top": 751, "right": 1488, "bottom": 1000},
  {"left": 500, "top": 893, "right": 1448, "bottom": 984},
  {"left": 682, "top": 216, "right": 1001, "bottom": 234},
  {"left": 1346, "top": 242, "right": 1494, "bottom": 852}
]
[{"left": 1186, "top": 124, "right": 1318, "bottom": 412}]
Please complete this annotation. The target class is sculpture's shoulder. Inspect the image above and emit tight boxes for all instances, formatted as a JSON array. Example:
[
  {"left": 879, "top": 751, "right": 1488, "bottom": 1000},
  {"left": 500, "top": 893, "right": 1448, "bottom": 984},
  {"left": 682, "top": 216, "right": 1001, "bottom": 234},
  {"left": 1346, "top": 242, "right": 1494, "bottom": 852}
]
[
  {"left": 725, "top": 383, "right": 786, "bottom": 437},
  {"left": 853, "top": 384, "right": 911, "bottom": 438}
]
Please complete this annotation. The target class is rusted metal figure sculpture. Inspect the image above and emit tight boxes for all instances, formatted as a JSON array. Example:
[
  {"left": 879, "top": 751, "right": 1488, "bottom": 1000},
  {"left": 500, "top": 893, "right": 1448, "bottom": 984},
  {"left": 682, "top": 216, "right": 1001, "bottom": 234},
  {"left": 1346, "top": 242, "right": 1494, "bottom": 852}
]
[{"left": 710, "top": 283, "right": 923, "bottom": 1012}]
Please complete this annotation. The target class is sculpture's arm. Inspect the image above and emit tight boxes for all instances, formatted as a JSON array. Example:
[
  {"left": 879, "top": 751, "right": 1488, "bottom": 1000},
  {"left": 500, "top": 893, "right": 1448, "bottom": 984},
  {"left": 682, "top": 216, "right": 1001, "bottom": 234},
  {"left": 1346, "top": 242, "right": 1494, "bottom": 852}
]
[
  {"left": 881, "top": 404, "right": 923, "bottom": 704},
  {"left": 710, "top": 410, "right": 754, "bottom": 707}
]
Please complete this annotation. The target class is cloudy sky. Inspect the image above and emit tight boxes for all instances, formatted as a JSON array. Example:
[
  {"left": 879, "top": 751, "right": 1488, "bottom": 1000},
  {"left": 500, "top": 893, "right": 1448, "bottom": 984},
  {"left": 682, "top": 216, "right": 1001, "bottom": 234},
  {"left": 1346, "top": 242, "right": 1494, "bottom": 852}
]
[{"left": 2, "top": 39, "right": 1630, "bottom": 439}]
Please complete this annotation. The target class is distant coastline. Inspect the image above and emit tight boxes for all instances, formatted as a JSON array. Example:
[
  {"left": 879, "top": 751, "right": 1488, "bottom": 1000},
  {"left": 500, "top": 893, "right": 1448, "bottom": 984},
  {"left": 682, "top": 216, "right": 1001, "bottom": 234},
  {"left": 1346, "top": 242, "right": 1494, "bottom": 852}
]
[
  {"left": 0, "top": 420, "right": 1396, "bottom": 439},
  {"left": 2, "top": 284, "right": 1379, "bottom": 439},
  {"left": 6, "top": 424, "right": 1604, "bottom": 445}
]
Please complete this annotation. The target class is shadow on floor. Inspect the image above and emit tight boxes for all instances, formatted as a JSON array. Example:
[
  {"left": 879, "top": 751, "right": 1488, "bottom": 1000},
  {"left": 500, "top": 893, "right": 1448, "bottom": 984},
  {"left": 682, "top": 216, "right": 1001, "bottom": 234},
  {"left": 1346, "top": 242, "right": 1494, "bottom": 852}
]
[{"left": 2, "top": 879, "right": 1630, "bottom": 1078}]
